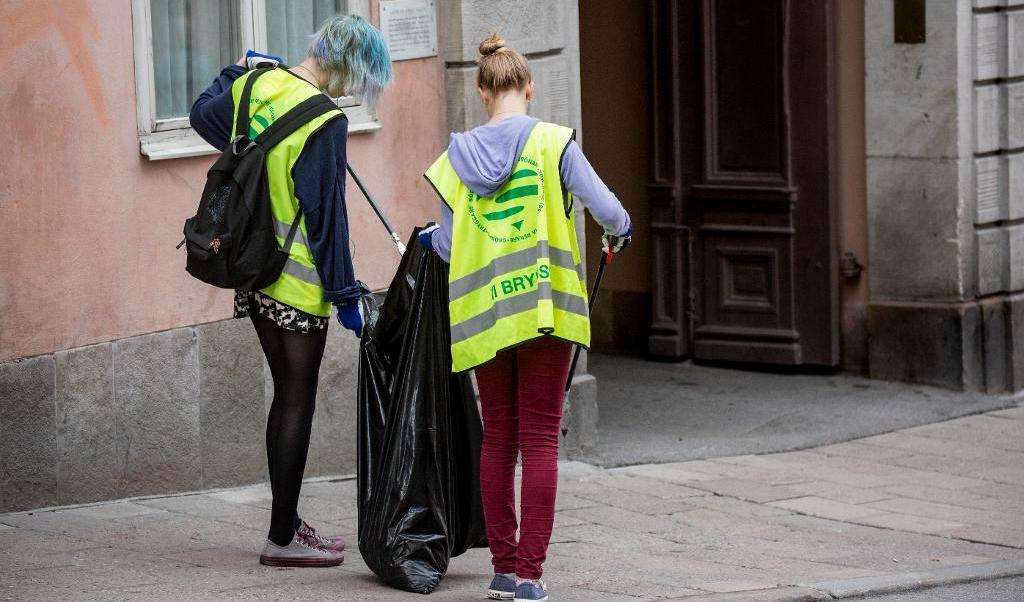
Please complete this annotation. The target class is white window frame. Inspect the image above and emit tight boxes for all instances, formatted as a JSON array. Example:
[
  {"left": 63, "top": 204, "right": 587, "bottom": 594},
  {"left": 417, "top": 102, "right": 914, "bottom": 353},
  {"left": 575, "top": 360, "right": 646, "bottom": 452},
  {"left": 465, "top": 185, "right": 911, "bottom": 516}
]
[{"left": 131, "top": 0, "right": 376, "bottom": 160}]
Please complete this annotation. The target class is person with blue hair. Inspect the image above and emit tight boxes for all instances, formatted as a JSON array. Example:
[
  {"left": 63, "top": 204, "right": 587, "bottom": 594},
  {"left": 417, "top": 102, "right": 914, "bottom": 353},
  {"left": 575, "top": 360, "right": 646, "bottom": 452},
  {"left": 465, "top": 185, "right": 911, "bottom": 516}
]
[{"left": 189, "top": 14, "right": 392, "bottom": 568}]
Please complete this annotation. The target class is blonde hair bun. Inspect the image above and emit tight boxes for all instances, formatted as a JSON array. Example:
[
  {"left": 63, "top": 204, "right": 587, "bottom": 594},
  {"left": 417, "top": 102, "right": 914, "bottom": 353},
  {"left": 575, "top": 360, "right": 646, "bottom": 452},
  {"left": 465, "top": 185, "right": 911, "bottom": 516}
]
[
  {"left": 476, "top": 31, "right": 530, "bottom": 92},
  {"left": 479, "top": 32, "right": 506, "bottom": 56}
]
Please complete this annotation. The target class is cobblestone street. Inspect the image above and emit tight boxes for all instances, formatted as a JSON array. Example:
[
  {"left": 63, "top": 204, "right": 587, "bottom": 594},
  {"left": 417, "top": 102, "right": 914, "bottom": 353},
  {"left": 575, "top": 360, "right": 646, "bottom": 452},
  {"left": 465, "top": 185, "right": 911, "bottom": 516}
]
[{"left": 3, "top": 405, "right": 1023, "bottom": 601}]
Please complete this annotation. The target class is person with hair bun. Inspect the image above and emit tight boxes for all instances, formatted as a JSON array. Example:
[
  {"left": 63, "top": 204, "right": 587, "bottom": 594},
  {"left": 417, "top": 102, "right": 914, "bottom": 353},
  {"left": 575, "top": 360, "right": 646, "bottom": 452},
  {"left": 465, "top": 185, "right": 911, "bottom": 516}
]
[
  {"left": 189, "top": 15, "right": 391, "bottom": 568},
  {"left": 420, "top": 32, "right": 631, "bottom": 602}
]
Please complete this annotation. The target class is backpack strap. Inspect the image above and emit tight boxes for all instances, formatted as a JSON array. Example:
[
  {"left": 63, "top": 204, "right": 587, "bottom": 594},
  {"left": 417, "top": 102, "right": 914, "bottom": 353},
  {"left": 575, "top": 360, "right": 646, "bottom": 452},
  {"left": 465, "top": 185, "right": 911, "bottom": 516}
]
[
  {"left": 235, "top": 67, "right": 274, "bottom": 139},
  {"left": 257, "top": 93, "right": 340, "bottom": 256},
  {"left": 241, "top": 72, "right": 341, "bottom": 258},
  {"left": 255, "top": 93, "right": 341, "bottom": 151},
  {"left": 279, "top": 209, "right": 304, "bottom": 256}
]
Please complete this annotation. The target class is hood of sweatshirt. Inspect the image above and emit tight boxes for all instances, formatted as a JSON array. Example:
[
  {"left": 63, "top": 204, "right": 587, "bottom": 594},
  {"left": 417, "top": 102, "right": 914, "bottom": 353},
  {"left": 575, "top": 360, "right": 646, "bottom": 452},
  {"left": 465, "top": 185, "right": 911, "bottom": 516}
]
[{"left": 447, "top": 115, "right": 539, "bottom": 198}]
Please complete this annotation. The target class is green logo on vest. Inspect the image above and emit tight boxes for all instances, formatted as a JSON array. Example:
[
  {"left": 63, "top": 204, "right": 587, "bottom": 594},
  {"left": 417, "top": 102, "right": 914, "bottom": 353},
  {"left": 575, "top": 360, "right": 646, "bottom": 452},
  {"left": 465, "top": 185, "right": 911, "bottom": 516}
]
[
  {"left": 246, "top": 97, "right": 277, "bottom": 139},
  {"left": 490, "top": 264, "right": 550, "bottom": 300},
  {"left": 467, "top": 156, "right": 544, "bottom": 244}
]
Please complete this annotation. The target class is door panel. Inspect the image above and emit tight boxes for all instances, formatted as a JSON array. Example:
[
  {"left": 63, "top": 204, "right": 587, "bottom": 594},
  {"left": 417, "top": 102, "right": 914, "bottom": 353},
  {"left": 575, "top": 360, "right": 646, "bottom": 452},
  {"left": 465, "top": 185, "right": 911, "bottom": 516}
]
[
  {"left": 647, "top": 0, "right": 700, "bottom": 358},
  {"left": 648, "top": 0, "right": 838, "bottom": 366},
  {"left": 707, "top": 0, "right": 787, "bottom": 180}
]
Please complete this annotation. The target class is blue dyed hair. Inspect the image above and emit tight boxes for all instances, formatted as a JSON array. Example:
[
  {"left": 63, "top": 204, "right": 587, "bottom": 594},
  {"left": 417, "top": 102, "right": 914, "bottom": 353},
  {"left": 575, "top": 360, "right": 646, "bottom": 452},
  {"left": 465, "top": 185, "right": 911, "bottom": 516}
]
[{"left": 309, "top": 14, "right": 393, "bottom": 104}]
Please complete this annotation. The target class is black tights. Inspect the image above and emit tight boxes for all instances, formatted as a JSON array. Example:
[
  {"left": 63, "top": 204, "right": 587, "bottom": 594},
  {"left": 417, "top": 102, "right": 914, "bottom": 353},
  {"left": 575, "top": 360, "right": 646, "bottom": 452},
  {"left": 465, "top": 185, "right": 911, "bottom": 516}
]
[{"left": 250, "top": 313, "right": 327, "bottom": 546}]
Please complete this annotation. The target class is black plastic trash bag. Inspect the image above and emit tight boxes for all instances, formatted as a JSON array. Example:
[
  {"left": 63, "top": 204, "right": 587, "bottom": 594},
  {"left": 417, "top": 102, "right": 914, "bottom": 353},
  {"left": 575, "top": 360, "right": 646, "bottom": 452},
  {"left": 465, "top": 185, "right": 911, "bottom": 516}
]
[{"left": 357, "top": 229, "right": 487, "bottom": 594}]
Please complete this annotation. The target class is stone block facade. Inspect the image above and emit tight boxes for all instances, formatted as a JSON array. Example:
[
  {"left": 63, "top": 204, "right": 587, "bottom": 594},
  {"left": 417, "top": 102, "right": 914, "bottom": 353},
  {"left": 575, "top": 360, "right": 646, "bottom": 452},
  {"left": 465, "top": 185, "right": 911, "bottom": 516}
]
[
  {"left": 54, "top": 344, "right": 120, "bottom": 504},
  {"left": 0, "top": 320, "right": 360, "bottom": 512},
  {"left": 113, "top": 328, "right": 202, "bottom": 498},
  {"left": 866, "top": 0, "right": 1024, "bottom": 392},
  {"left": 197, "top": 320, "right": 267, "bottom": 488},
  {"left": 440, "top": 0, "right": 582, "bottom": 134},
  {"left": 1, "top": 356, "right": 58, "bottom": 510}
]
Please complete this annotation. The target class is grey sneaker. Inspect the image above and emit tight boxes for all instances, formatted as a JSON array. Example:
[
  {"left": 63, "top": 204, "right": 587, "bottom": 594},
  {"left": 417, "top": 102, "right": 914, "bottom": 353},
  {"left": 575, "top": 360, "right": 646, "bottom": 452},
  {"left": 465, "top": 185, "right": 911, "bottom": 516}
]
[
  {"left": 487, "top": 573, "right": 516, "bottom": 599},
  {"left": 514, "top": 579, "right": 548, "bottom": 602},
  {"left": 297, "top": 520, "right": 346, "bottom": 552},
  {"left": 259, "top": 533, "right": 343, "bottom": 568}
]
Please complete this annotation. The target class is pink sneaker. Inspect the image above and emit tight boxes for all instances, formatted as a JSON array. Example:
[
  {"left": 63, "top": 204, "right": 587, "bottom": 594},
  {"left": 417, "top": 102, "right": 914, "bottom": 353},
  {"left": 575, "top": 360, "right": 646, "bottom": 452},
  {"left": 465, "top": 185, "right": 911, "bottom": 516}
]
[
  {"left": 259, "top": 533, "right": 343, "bottom": 568},
  {"left": 298, "top": 520, "right": 347, "bottom": 553}
]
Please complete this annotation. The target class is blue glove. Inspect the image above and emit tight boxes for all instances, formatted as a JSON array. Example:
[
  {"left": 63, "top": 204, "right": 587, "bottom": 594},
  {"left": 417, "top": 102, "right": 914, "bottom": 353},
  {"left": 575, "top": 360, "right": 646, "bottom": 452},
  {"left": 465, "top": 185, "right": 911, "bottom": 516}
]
[
  {"left": 245, "top": 49, "right": 283, "bottom": 69},
  {"left": 335, "top": 301, "right": 363, "bottom": 337},
  {"left": 418, "top": 224, "right": 440, "bottom": 252}
]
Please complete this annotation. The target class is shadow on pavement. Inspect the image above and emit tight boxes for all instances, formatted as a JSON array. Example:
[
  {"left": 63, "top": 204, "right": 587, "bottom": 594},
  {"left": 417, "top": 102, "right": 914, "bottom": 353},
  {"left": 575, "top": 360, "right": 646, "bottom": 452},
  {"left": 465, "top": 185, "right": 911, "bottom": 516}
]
[{"left": 584, "top": 353, "right": 1018, "bottom": 467}]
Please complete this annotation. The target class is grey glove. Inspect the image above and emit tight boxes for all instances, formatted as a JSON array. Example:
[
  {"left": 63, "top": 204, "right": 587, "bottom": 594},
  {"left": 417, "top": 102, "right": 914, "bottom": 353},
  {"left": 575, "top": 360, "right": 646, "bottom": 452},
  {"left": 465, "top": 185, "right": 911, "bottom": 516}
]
[{"left": 601, "top": 227, "right": 632, "bottom": 255}]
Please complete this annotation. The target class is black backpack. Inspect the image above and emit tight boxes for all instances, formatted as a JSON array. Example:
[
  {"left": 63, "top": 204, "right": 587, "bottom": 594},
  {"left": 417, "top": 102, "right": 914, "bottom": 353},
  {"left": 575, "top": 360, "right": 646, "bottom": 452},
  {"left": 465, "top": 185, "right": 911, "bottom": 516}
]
[{"left": 180, "top": 67, "right": 341, "bottom": 291}]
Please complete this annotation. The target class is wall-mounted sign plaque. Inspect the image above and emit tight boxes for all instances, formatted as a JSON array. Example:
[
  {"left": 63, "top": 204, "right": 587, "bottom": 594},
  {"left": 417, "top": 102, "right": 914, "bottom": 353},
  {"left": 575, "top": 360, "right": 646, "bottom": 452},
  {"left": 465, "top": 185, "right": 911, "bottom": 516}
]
[{"left": 380, "top": 0, "right": 437, "bottom": 62}]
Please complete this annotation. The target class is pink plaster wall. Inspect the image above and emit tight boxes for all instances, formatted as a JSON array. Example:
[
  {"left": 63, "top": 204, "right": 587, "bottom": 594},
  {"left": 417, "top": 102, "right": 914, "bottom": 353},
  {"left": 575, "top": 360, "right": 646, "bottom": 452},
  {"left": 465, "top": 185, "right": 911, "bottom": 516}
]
[
  {"left": 0, "top": 0, "right": 445, "bottom": 362},
  {"left": 835, "top": 0, "right": 869, "bottom": 373}
]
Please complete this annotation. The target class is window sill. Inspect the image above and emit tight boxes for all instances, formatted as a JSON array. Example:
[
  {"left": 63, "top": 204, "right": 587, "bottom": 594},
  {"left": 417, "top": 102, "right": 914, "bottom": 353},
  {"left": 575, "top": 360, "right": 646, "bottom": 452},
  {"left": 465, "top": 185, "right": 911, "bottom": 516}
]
[
  {"left": 140, "top": 130, "right": 219, "bottom": 160},
  {"left": 140, "top": 112, "right": 382, "bottom": 161}
]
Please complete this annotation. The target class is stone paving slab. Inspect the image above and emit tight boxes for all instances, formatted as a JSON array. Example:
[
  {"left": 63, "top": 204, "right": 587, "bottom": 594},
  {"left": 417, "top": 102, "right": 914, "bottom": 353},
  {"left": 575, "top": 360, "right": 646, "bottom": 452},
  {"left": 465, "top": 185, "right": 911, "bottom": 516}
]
[
  {"left": 767, "top": 496, "right": 886, "bottom": 522},
  {"left": 946, "top": 526, "right": 1024, "bottom": 549},
  {"left": 852, "top": 512, "right": 967, "bottom": 535},
  {"left": 859, "top": 496, "right": 1021, "bottom": 529},
  {"left": 685, "top": 478, "right": 805, "bottom": 503},
  {"left": 801, "top": 441, "right": 910, "bottom": 462},
  {"left": 598, "top": 474, "right": 710, "bottom": 500},
  {"left": 873, "top": 482, "right": 1024, "bottom": 514},
  {"left": 785, "top": 480, "right": 896, "bottom": 505},
  {"left": 61, "top": 501, "right": 168, "bottom": 521},
  {"left": 2, "top": 406, "right": 1023, "bottom": 601},
  {"left": 559, "top": 481, "right": 701, "bottom": 516}
]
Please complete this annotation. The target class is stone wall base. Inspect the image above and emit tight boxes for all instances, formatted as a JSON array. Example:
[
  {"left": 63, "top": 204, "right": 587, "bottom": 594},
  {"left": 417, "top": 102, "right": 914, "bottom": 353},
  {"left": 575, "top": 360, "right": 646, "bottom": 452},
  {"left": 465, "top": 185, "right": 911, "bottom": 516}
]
[
  {"left": 561, "top": 373, "right": 598, "bottom": 459},
  {"left": 868, "top": 294, "right": 1024, "bottom": 393},
  {"left": 0, "top": 319, "right": 358, "bottom": 513},
  {"left": 0, "top": 319, "right": 599, "bottom": 512}
]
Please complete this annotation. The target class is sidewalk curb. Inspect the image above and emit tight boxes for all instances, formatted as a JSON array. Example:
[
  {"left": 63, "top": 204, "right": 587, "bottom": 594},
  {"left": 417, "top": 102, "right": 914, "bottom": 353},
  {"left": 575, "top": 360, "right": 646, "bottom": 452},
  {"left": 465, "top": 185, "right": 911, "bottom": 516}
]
[
  {"left": 0, "top": 474, "right": 357, "bottom": 520},
  {"left": 683, "top": 586, "right": 829, "bottom": 601},
  {"left": 806, "top": 559, "right": 1024, "bottom": 598},
  {"left": 691, "top": 560, "right": 1024, "bottom": 601}
]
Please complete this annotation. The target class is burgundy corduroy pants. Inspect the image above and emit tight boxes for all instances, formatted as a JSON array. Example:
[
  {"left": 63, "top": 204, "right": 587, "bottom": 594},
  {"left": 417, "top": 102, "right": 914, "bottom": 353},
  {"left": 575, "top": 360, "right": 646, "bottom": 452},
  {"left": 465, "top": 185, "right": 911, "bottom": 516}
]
[{"left": 473, "top": 336, "right": 573, "bottom": 580}]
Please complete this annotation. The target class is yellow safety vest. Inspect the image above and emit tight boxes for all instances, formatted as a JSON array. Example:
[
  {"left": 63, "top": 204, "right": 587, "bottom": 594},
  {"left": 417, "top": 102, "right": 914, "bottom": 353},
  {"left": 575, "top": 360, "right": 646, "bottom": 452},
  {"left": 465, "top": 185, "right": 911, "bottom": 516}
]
[
  {"left": 230, "top": 68, "right": 343, "bottom": 317},
  {"left": 424, "top": 121, "right": 590, "bottom": 372}
]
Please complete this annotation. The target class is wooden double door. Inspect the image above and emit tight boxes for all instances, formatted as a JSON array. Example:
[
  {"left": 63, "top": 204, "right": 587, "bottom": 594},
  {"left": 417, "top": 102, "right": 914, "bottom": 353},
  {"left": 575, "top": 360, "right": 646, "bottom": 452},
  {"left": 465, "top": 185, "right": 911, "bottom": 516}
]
[{"left": 648, "top": 0, "right": 838, "bottom": 366}]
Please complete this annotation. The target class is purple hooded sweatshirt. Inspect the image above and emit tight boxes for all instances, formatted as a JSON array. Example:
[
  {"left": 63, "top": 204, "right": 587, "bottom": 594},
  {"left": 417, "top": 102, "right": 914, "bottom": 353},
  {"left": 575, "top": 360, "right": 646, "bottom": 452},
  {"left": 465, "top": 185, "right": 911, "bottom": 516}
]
[{"left": 429, "top": 115, "right": 631, "bottom": 262}]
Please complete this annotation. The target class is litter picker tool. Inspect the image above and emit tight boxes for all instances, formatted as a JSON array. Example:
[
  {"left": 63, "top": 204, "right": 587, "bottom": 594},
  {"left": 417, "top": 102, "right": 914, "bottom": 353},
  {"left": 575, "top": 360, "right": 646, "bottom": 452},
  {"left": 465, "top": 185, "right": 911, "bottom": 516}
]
[
  {"left": 563, "top": 247, "right": 612, "bottom": 421},
  {"left": 347, "top": 163, "right": 406, "bottom": 256}
]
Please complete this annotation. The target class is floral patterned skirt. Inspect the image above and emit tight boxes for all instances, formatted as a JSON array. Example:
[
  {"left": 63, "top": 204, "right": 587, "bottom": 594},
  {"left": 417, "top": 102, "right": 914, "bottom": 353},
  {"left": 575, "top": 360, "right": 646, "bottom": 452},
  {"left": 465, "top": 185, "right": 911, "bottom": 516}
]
[{"left": 234, "top": 290, "right": 328, "bottom": 334}]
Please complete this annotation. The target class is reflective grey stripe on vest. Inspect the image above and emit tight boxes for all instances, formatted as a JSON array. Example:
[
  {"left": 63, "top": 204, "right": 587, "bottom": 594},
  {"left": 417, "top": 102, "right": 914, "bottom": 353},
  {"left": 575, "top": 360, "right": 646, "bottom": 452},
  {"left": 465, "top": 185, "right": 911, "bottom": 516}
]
[
  {"left": 548, "top": 246, "right": 585, "bottom": 281},
  {"left": 551, "top": 289, "right": 588, "bottom": 317},
  {"left": 274, "top": 218, "right": 320, "bottom": 285},
  {"left": 282, "top": 258, "right": 321, "bottom": 286},
  {"left": 450, "top": 282, "right": 588, "bottom": 345},
  {"left": 449, "top": 241, "right": 584, "bottom": 301},
  {"left": 273, "top": 217, "right": 309, "bottom": 248}
]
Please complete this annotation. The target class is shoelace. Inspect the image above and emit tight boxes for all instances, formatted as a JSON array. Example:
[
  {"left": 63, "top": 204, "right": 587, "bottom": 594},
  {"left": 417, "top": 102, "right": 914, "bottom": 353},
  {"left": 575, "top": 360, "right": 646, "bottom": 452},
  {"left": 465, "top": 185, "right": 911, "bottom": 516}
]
[
  {"left": 295, "top": 532, "right": 333, "bottom": 553},
  {"left": 299, "top": 521, "right": 332, "bottom": 548}
]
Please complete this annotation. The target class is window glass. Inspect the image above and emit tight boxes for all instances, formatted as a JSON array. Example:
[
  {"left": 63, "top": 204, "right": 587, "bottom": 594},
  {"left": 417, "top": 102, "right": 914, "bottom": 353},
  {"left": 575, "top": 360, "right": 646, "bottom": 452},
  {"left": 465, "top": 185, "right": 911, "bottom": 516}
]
[
  {"left": 266, "top": 1, "right": 349, "bottom": 66},
  {"left": 151, "top": 0, "right": 241, "bottom": 121}
]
